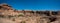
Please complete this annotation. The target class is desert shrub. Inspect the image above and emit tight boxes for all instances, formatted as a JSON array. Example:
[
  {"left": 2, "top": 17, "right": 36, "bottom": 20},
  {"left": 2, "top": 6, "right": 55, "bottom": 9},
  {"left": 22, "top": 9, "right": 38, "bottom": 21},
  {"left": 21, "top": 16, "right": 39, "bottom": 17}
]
[
  {"left": 0, "top": 15, "right": 4, "bottom": 18},
  {"left": 18, "top": 14, "right": 24, "bottom": 17},
  {"left": 8, "top": 15, "right": 14, "bottom": 18}
]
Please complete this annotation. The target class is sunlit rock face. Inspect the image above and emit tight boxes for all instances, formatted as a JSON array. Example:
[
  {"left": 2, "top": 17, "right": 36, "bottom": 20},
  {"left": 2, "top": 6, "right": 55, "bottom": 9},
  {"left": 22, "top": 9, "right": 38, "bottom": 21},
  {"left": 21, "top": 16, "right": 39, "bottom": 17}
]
[
  {"left": 0, "top": 3, "right": 21, "bottom": 16},
  {"left": 0, "top": 3, "right": 60, "bottom": 23}
]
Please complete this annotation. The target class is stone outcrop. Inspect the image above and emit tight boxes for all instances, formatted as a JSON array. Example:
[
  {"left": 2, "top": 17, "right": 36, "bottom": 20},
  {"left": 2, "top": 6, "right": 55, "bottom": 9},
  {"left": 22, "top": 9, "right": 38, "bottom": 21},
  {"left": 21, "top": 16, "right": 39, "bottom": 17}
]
[{"left": 0, "top": 3, "right": 60, "bottom": 23}]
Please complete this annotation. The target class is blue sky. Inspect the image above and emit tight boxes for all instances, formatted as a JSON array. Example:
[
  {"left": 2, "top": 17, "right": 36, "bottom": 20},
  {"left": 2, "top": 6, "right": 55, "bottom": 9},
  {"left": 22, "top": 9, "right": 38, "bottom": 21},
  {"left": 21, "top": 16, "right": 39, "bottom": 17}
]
[{"left": 0, "top": 0, "right": 60, "bottom": 11}]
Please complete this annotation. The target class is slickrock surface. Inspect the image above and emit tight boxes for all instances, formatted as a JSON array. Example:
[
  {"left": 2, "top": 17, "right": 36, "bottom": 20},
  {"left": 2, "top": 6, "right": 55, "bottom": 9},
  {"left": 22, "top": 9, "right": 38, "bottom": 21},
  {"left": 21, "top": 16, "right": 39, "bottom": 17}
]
[{"left": 0, "top": 3, "right": 60, "bottom": 23}]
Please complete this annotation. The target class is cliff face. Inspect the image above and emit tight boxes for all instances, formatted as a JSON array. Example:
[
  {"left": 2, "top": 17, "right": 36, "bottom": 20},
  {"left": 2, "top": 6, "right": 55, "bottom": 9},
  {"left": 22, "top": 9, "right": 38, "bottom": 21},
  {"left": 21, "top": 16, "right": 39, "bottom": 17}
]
[
  {"left": 0, "top": 4, "right": 20, "bottom": 16},
  {"left": 0, "top": 3, "right": 60, "bottom": 23}
]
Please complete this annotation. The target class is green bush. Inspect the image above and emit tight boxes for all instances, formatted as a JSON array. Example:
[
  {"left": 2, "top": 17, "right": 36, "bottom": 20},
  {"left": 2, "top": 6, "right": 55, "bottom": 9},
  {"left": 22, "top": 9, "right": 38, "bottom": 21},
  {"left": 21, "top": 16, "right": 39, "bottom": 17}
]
[
  {"left": 18, "top": 14, "right": 24, "bottom": 17},
  {"left": 8, "top": 15, "right": 14, "bottom": 18}
]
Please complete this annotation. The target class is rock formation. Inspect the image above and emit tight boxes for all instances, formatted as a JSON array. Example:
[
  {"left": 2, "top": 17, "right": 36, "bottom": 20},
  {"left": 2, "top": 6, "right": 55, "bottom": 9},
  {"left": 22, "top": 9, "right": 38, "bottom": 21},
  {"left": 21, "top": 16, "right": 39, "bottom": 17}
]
[{"left": 0, "top": 3, "right": 60, "bottom": 23}]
